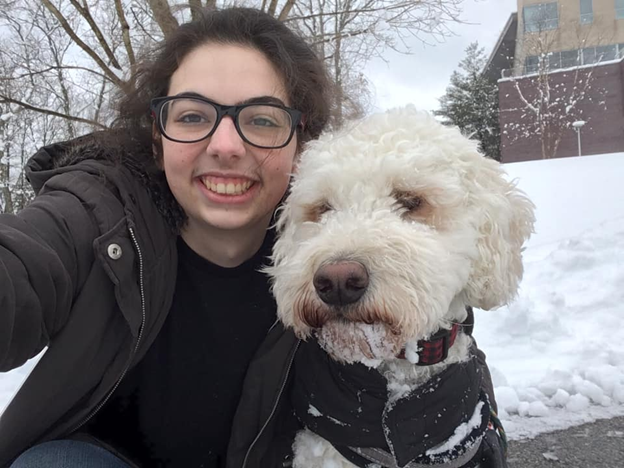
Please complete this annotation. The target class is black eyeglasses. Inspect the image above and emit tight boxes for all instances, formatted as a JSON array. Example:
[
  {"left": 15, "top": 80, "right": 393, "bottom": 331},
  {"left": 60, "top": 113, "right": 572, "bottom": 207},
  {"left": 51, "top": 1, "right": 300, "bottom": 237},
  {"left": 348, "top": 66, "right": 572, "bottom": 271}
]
[{"left": 150, "top": 96, "right": 303, "bottom": 149}]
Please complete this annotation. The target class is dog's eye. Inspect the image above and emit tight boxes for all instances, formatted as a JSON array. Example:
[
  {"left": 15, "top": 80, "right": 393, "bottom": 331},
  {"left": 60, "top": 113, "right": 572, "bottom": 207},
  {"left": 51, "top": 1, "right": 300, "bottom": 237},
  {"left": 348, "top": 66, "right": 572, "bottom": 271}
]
[
  {"left": 398, "top": 197, "right": 423, "bottom": 211},
  {"left": 304, "top": 201, "right": 333, "bottom": 223},
  {"left": 318, "top": 202, "right": 333, "bottom": 215},
  {"left": 394, "top": 192, "right": 424, "bottom": 212}
]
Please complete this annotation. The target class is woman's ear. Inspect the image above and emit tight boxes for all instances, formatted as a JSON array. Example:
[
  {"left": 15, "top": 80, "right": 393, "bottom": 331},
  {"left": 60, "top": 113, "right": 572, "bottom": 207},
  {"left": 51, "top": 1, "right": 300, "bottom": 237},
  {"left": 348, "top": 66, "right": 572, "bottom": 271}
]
[{"left": 152, "top": 122, "right": 164, "bottom": 170}]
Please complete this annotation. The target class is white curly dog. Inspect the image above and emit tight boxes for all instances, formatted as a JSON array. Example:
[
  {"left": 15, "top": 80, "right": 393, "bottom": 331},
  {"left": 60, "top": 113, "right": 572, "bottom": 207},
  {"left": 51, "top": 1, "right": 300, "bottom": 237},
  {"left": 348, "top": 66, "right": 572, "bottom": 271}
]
[{"left": 266, "top": 106, "right": 535, "bottom": 468}]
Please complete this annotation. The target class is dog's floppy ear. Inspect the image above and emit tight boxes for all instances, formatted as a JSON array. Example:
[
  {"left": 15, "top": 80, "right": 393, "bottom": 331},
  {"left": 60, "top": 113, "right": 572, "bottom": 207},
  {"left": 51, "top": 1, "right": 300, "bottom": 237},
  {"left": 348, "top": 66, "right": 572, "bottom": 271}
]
[{"left": 463, "top": 156, "right": 535, "bottom": 310}]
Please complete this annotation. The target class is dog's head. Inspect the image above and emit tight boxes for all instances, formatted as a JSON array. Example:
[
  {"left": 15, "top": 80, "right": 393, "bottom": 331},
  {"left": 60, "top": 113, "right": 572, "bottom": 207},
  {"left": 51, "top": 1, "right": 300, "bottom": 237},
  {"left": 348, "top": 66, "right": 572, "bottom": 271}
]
[{"left": 266, "top": 106, "right": 535, "bottom": 364}]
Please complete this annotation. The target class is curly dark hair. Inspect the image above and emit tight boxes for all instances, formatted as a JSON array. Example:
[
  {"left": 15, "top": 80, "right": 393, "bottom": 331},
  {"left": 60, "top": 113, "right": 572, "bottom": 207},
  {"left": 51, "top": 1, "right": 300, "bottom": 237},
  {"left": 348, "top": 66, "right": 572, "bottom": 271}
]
[
  {"left": 104, "top": 7, "right": 334, "bottom": 231},
  {"left": 116, "top": 7, "right": 332, "bottom": 155}
]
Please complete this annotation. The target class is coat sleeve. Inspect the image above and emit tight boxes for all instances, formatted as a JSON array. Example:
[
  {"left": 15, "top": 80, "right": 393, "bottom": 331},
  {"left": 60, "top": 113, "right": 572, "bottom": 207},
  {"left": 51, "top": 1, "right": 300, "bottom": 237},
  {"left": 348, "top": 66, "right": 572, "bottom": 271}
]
[{"left": 0, "top": 185, "right": 99, "bottom": 372}]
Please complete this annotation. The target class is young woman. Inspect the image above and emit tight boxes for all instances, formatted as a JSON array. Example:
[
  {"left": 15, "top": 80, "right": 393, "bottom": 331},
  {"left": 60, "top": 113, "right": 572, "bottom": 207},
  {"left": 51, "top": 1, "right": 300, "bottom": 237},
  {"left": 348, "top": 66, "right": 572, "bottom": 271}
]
[{"left": 0, "top": 7, "right": 502, "bottom": 468}]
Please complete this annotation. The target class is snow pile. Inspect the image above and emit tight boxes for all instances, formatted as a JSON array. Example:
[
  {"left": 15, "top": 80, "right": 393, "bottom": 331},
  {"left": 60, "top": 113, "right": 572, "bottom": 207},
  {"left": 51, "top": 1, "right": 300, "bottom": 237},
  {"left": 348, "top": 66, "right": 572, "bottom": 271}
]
[{"left": 473, "top": 152, "right": 624, "bottom": 439}]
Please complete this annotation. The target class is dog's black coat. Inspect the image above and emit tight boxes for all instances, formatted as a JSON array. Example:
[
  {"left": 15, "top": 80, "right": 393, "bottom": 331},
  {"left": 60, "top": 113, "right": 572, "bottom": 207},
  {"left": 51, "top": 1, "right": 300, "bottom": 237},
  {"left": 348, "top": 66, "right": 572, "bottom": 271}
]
[{"left": 291, "top": 338, "right": 491, "bottom": 467}]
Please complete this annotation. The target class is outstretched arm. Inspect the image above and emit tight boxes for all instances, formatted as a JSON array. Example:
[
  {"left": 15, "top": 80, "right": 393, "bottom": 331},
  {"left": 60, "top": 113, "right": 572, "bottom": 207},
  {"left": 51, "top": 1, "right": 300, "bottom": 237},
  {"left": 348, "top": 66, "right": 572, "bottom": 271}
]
[{"left": 0, "top": 183, "right": 98, "bottom": 371}]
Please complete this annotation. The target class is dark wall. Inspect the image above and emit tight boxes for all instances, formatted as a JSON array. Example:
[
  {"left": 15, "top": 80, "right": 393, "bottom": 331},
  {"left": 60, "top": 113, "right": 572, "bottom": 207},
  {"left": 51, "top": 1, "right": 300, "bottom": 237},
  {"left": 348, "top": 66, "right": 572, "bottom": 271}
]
[{"left": 498, "top": 60, "right": 624, "bottom": 163}]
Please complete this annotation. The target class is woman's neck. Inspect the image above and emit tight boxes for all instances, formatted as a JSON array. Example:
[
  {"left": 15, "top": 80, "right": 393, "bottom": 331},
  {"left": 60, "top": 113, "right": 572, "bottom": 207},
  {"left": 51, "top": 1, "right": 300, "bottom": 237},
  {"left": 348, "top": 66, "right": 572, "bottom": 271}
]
[{"left": 181, "top": 219, "right": 271, "bottom": 268}]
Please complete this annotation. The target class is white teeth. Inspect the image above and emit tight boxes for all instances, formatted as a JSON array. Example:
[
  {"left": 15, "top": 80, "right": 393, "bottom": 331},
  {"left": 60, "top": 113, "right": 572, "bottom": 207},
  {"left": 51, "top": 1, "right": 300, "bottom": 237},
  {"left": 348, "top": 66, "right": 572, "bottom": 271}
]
[{"left": 203, "top": 178, "right": 253, "bottom": 195}]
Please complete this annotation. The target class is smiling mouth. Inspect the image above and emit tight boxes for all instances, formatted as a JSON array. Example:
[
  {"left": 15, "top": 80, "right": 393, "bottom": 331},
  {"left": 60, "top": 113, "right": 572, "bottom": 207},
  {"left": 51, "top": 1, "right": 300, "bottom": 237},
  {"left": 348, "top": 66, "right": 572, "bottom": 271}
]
[{"left": 200, "top": 176, "right": 254, "bottom": 196}]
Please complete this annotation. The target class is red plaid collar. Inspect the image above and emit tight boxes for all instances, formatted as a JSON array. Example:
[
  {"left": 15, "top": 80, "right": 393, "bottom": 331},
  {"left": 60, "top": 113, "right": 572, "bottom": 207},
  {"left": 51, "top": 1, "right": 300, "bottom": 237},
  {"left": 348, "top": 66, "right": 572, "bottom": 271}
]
[{"left": 396, "top": 323, "right": 460, "bottom": 366}]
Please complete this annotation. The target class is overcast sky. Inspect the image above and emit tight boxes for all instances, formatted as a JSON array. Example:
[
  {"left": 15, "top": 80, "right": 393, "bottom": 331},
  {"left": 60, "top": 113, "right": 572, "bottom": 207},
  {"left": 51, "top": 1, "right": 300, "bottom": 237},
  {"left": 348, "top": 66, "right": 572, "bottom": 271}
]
[{"left": 366, "top": 0, "right": 518, "bottom": 112}]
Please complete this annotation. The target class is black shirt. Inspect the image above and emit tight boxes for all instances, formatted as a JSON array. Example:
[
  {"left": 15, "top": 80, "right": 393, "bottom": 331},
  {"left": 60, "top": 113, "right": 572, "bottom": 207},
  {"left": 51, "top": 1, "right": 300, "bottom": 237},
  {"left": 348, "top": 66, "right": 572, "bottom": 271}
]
[{"left": 86, "top": 232, "right": 277, "bottom": 467}]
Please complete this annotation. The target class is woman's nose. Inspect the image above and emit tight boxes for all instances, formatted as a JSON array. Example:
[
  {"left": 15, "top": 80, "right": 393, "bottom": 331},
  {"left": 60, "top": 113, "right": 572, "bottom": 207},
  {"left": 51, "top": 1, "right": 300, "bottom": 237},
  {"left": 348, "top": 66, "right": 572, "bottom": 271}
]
[{"left": 205, "top": 116, "right": 246, "bottom": 160}]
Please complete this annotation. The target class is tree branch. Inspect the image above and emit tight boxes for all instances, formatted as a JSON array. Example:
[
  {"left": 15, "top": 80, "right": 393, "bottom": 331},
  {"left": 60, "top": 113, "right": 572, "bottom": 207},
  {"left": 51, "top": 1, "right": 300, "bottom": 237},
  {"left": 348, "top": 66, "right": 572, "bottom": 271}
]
[
  {"left": 129, "top": 5, "right": 159, "bottom": 43},
  {"left": 0, "top": 95, "right": 108, "bottom": 129},
  {"left": 68, "top": 0, "right": 122, "bottom": 69},
  {"left": 278, "top": 0, "right": 297, "bottom": 21},
  {"left": 188, "top": 0, "right": 202, "bottom": 19},
  {"left": 146, "top": 0, "right": 179, "bottom": 39},
  {"left": 286, "top": 1, "right": 430, "bottom": 23},
  {"left": 114, "top": 0, "right": 136, "bottom": 67},
  {"left": 267, "top": 0, "right": 280, "bottom": 17},
  {"left": 40, "top": 0, "right": 125, "bottom": 88},
  {"left": 0, "top": 65, "right": 113, "bottom": 84}
]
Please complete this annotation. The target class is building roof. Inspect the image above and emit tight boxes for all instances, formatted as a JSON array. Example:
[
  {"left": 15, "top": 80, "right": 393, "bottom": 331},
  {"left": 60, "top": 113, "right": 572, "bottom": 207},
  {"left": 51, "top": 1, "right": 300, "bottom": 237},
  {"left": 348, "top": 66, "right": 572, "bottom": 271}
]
[{"left": 483, "top": 12, "right": 518, "bottom": 82}]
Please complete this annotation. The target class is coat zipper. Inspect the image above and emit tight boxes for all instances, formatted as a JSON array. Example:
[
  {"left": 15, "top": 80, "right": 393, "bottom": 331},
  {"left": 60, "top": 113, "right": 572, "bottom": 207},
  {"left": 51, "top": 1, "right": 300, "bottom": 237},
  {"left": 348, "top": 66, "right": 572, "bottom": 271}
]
[
  {"left": 241, "top": 339, "right": 301, "bottom": 468},
  {"left": 68, "top": 226, "right": 147, "bottom": 433}
]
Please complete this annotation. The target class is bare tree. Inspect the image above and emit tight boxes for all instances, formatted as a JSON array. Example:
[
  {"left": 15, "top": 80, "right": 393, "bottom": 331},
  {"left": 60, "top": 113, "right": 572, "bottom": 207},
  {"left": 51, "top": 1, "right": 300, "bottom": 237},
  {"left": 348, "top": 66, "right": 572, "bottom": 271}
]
[
  {"left": 0, "top": 50, "right": 43, "bottom": 213},
  {"left": 501, "top": 15, "right": 610, "bottom": 159},
  {"left": 1, "top": 0, "right": 465, "bottom": 127},
  {"left": 0, "top": 0, "right": 468, "bottom": 213},
  {"left": 286, "top": 0, "right": 464, "bottom": 124}
]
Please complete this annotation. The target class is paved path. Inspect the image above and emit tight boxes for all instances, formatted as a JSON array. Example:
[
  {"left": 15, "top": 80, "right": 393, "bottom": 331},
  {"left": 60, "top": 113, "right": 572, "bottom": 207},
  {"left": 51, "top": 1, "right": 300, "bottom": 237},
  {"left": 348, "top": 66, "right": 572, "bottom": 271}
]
[{"left": 507, "top": 416, "right": 624, "bottom": 467}]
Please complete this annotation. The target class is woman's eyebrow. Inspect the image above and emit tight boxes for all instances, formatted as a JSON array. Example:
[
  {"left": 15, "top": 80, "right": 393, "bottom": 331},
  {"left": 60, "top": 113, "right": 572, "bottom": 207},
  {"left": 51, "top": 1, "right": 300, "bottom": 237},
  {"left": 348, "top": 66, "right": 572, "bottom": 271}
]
[
  {"left": 238, "top": 96, "right": 286, "bottom": 106},
  {"left": 172, "top": 91, "right": 287, "bottom": 107},
  {"left": 174, "top": 91, "right": 205, "bottom": 99}
]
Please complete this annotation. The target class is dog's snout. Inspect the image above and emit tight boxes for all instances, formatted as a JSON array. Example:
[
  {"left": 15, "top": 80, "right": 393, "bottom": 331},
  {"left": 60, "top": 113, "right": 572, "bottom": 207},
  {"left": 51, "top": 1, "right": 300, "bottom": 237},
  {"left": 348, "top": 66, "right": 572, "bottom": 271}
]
[{"left": 313, "top": 261, "right": 369, "bottom": 306}]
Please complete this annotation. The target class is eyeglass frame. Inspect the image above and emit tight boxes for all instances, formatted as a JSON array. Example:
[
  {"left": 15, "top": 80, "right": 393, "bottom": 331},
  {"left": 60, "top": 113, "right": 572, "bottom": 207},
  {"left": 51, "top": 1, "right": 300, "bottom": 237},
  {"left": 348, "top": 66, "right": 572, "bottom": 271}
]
[{"left": 150, "top": 95, "right": 304, "bottom": 149}]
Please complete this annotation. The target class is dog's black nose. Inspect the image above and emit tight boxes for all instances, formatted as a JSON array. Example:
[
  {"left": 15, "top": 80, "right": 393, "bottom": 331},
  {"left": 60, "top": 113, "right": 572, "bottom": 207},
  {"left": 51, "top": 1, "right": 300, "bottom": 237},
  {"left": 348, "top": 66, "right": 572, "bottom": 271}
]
[{"left": 313, "top": 261, "right": 369, "bottom": 306}]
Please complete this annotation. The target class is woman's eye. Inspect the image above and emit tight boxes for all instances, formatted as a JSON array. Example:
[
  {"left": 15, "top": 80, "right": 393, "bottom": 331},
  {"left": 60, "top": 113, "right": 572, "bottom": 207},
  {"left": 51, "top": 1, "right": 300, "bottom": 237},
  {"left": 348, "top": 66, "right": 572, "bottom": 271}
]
[
  {"left": 176, "top": 113, "right": 208, "bottom": 124},
  {"left": 250, "top": 116, "right": 279, "bottom": 127}
]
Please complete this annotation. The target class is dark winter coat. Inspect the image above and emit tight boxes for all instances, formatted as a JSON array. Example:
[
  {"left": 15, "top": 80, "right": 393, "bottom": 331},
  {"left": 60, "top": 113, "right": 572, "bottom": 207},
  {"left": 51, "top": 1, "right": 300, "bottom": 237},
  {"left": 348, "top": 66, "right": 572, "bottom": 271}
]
[{"left": 0, "top": 135, "right": 296, "bottom": 468}]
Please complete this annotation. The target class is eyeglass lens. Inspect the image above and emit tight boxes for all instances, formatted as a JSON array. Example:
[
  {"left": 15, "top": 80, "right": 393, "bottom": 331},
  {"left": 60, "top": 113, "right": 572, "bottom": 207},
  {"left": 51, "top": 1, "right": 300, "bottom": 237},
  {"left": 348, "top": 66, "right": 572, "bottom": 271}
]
[{"left": 160, "top": 98, "right": 294, "bottom": 148}]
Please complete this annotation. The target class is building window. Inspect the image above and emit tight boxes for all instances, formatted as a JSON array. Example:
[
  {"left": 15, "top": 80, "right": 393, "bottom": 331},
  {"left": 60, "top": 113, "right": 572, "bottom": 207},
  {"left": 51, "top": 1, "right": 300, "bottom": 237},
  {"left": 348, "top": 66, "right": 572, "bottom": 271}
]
[
  {"left": 617, "top": 0, "right": 624, "bottom": 19},
  {"left": 524, "top": 3, "right": 559, "bottom": 32},
  {"left": 524, "top": 55, "right": 540, "bottom": 74},
  {"left": 561, "top": 50, "right": 580, "bottom": 68},
  {"left": 522, "top": 44, "right": 621, "bottom": 76},
  {"left": 547, "top": 51, "right": 561, "bottom": 70},
  {"left": 582, "top": 47, "right": 597, "bottom": 64},
  {"left": 580, "top": 0, "right": 593, "bottom": 24},
  {"left": 595, "top": 45, "right": 617, "bottom": 61},
  {"left": 581, "top": 45, "right": 618, "bottom": 65}
]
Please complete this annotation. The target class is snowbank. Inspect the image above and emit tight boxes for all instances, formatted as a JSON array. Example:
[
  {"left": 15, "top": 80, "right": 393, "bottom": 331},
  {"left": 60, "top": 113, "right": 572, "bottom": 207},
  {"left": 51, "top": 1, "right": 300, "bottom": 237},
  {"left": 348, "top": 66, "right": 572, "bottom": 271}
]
[{"left": 473, "top": 152, "right": 624, "bottom": 439}]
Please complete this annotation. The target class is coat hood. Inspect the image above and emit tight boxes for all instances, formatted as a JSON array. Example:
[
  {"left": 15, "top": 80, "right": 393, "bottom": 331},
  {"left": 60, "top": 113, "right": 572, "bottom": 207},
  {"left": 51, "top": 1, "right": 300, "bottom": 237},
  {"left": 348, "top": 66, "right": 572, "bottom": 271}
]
[{"left": 26, "top": 131, "right": 186, "bottom": 233}]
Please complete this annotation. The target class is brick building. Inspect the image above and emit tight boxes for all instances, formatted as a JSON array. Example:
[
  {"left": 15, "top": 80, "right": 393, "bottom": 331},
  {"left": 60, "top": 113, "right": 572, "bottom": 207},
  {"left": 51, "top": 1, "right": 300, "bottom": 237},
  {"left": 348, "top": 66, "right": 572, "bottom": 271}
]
[{"left": 486, "top": 0, "right": 624, "bottom": 162}]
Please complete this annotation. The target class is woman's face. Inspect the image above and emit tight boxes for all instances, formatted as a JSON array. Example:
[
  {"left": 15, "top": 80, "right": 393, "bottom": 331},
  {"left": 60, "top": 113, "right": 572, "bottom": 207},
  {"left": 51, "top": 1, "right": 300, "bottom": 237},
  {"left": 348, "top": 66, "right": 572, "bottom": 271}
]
[{"left": 161, "top": 43, "right": 297, "bottom": 237}]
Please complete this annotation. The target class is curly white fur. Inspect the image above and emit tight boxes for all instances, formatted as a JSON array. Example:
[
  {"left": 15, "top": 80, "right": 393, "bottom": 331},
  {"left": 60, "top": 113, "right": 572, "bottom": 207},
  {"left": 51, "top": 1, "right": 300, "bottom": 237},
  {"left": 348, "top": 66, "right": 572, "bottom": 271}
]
[{"left": 265, "top": 106, "right": 535, "bottom": 468}]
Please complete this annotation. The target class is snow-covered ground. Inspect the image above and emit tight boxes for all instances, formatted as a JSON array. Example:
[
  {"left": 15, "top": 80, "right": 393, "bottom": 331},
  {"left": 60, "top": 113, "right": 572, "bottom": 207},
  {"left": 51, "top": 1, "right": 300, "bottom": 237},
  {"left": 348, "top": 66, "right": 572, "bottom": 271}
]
[
  {"left": 1, "top": 152, "right": 624, "bottom": 441},
  {"left": 473, "top": 152, "right": 624, "bottom": 439}
]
